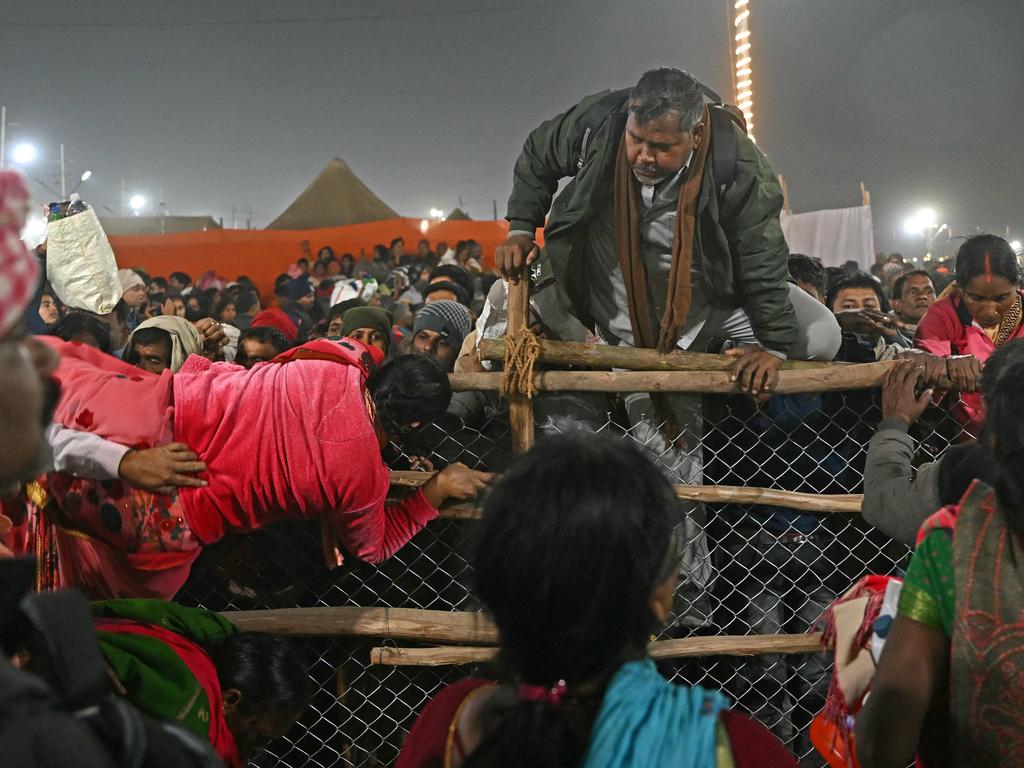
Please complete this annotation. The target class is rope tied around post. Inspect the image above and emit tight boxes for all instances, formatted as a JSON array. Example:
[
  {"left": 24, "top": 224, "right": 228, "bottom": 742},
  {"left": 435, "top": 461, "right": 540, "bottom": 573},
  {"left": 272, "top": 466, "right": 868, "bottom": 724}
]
[{"left": 500, "top": 326, "right": 541, "bottom": 399}]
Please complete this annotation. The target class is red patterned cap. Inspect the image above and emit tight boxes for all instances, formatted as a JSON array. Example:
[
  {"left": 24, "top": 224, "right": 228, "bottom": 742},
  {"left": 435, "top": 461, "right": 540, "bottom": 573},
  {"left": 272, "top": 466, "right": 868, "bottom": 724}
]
[{"left": 0, "top": 171, "right": 40, "bottom": 337}]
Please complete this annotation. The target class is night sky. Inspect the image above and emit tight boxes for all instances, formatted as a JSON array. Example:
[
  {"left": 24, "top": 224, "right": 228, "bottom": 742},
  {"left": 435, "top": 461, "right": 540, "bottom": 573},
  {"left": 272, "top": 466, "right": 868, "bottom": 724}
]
[{"left": 2, "top": 0, "right": 1021, "bottom": 254}]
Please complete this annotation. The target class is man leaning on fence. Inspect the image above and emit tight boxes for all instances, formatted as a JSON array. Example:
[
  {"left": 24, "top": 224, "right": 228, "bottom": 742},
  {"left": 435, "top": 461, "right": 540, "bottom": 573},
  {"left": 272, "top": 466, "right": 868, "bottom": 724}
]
[{"left": 494, "top": 67, "right": 841, "bottom": 628}]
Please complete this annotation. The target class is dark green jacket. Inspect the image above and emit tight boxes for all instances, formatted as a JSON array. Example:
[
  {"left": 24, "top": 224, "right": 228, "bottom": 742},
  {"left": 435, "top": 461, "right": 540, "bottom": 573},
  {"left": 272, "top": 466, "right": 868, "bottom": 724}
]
[{"left": 505, "top": 90, "right": 797, "bottom": 354}]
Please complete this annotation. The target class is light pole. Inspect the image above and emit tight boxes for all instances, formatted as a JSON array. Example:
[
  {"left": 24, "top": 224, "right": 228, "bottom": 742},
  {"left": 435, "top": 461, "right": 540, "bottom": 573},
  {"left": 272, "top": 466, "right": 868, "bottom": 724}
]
[{"left": 59, "top": 143, "right": 66, "bottom": 198}]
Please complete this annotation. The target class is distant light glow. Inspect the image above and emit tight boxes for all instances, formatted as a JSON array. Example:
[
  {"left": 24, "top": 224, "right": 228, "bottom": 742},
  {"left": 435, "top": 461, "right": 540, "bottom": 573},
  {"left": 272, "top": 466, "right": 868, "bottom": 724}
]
[
  {"left": 903, "top": 207, "right": 938, "bottom": 236},
  {"left": 21, "top": 214, "right": 46, "bottom": 246},
  {"left": 419, "top": 219, "right": 429, "bottom": 234},
  {"left": 429, "top": 207, "right": 446, "bottom": 219},
  {"left": 1012, "top": 240, "right": 1022, "bottom": 254},
  {"left": 129, "top": 194, "right": 146, "bottom": 212},
  {"left": 11, "top": 142, "right": 37, "bottom": 165},
  {"left": 80, "top": 170, "right": 92, "bottom": 182}
]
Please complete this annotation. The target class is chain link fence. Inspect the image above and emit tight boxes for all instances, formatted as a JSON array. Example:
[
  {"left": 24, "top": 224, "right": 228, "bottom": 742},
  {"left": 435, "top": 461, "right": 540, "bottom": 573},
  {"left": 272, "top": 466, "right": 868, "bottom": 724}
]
[{"left": 176, "top": 384, "right": 971, "bottom": 767}]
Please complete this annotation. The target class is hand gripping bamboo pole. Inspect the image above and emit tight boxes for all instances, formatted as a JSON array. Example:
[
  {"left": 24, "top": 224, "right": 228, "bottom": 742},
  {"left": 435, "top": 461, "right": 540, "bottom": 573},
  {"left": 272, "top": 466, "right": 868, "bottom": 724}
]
[
  {"left": 479, "top": 337, "right": 843, "bottom": 373},
  {"left": 450, "top": 360, "right": 904, "bottom": 395}
]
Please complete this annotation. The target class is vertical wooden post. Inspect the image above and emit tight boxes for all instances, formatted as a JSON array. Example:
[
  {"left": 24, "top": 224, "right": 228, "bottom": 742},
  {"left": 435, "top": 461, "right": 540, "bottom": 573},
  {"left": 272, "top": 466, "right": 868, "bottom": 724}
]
[{"left": 506, "top": 277, "right": 535, "bottom": 454}]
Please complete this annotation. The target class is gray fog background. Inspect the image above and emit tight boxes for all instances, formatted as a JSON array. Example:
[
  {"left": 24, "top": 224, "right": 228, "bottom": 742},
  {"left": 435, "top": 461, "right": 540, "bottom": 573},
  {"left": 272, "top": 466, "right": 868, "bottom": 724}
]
[{"left": 2, "top": 0, "right": 1021, "bottom": 254}]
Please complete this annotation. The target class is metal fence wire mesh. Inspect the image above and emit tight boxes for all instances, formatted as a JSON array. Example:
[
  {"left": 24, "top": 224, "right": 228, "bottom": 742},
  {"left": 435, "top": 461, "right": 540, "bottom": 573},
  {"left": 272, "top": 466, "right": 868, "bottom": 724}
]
[{"left": 175, "top": 387, "right": 971, "bottom": 768}]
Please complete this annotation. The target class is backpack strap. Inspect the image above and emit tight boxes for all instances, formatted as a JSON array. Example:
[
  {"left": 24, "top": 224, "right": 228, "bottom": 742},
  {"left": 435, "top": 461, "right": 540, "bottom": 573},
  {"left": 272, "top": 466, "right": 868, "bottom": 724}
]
[
  {"left": 17, "top": 590, "right": 109, "bottom": 713},
  {"left": 709, "top": 106, "right": 739, "bottom": 194},
  {"left": 576, "top": 87, "right": 632, "bottom": 170}
]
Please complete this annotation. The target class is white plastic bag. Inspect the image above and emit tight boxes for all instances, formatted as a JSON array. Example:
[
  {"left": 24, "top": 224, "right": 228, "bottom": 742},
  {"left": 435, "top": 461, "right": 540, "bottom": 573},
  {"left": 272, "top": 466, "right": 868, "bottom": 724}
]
[{"left": 45, "top": 208, "right": 121, "bottom": 314}]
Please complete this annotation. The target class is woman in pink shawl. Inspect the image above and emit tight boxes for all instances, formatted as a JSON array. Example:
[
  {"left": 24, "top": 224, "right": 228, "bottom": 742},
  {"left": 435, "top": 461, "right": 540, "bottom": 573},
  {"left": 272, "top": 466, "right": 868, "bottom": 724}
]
[
  {"left": 40, "top": 335, "right": 490, "bottom": 599},
  {"left": 914, "top": 234, "right": 1024, "bottom": 437}
]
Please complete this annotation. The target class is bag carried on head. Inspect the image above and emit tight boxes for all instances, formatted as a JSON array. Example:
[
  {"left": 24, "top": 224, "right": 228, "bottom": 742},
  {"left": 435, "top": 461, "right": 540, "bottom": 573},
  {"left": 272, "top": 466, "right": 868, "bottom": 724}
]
[{"left": 45, "top": 198, "right": 121, "bottom": 314}]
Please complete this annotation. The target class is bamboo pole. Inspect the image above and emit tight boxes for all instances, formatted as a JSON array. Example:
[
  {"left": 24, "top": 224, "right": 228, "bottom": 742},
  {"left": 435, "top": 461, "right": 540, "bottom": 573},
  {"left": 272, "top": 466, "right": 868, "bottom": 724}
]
[
  {"left": 506, "top": 278, "right": 534, "bottom": 454},
  {"left": 223, "top": 606, "right": 498, "bottom": 644},
  {"left": 370, "top": 633, "right": 828, "bottom": 666},
  {"left": 222, "top": 605, "right": 832, "bottom": 659},
  {"left": 478, "top": 338, "right": 842, "bottom": 373},
  {"left": 672, "top": 485, "right": 861, "bottom": 514},
  {"left": 434, "top": 489, "right": 859, "bottom": 519},
  {"left": 390, "top": 472, "right": 863, "bottom": 517},
  {"left": 451, "top": 360, "right": 902, "bottom": 395}
]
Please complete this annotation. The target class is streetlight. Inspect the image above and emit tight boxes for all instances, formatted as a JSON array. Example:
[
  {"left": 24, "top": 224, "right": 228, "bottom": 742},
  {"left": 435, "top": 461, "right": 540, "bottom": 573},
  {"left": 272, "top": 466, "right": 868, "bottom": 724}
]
[
  {"left": 903, "top": 207, "right": 937, "bottom": 236},
  {"left": 904, "top": 207, "right": 948, "bottom": 261},
  {"left": 11, "top": 142, "right": 37, "bottom": 165},
  {"left": 129, "top": 194, "right": 146, "bottom": 215},
  {"left": 70, "top": 169, "right": 92, "bottom": 195}
]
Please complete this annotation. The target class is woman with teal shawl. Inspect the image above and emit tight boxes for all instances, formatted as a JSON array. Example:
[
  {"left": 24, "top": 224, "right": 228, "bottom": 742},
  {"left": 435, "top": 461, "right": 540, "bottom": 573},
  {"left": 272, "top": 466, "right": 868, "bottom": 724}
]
[{"left": 397, "top": 433, "right": 796, "bottom": 768}]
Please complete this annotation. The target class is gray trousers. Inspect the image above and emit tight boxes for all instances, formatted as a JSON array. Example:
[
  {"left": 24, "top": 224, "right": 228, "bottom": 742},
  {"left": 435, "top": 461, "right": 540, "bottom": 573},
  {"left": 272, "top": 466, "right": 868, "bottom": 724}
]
[
  {"left": 612, "top": 284, "right": 841, "bottom": 629},
  {"left": 480, "top": 279, "right": 842, "bottom": 629}
]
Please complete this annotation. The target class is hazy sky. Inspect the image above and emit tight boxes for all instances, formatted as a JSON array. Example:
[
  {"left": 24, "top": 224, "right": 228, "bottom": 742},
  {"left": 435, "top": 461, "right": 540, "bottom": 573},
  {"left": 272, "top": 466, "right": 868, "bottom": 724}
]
[{"left": 2, "top": 0, "right": 1021, "bottom": 253}]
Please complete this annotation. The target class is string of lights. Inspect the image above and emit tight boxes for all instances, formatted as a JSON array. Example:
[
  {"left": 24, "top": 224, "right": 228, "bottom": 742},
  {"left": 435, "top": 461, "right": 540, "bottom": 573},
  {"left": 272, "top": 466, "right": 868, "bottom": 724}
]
[{"left": 732, "top": 0, "right": 755, "bottom": 143}]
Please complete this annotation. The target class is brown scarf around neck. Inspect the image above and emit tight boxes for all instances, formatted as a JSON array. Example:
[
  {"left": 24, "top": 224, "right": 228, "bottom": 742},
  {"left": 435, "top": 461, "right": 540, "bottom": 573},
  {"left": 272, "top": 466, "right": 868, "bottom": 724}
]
[{"left": 613, "top": 105, "right": 712, "bottom": 354}]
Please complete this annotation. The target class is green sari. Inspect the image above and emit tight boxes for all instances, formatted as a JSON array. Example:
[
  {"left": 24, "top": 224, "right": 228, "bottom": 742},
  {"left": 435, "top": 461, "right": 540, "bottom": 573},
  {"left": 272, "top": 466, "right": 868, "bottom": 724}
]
[
  {"left": 91, "top": 599, "right": 238, "bottom": 761},
  {"left": 896, "top": 481, "right": 1024, "bottom": 767}
]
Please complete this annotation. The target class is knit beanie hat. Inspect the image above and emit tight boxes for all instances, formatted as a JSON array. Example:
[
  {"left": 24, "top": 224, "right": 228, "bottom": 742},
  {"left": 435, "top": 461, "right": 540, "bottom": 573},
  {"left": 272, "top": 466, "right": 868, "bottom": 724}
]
[
  {"left": 252, "top": 307, "right": 298, "bottom": 342},
  {"left": 424, "top": 280, "right": 471, "bottom": 307},
  {"left": 340, "top": 306, "right": 393, "bottom": 352},
  {"left": 118, "top": 268, "right": 145, "bottom": 293},
  {"left": 413, "top": 299, "right": 472, "bottom": 351},
  {"left": 285, "top": 275, "right": 314, "bottom": 302}
]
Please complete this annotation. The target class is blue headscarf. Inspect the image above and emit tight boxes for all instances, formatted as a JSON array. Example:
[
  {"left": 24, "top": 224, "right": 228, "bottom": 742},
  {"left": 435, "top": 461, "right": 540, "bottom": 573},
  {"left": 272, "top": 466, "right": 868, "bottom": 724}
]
[{"left": 582, "top": 659, "right": 728, "bottom": 768}]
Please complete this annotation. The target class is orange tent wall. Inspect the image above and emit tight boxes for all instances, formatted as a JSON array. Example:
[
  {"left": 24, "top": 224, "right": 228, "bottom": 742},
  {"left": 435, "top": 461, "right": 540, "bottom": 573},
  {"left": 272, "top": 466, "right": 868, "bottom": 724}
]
[{"left": 109, "top": 218, "right": 545, "bottom": 298}]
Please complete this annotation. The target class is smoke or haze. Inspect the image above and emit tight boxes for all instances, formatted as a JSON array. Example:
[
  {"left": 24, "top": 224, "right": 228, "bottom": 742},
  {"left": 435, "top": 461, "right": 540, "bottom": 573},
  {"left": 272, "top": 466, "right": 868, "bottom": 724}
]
[{"left": 2, "top": 0, "right": 1021, "bottom": 252}]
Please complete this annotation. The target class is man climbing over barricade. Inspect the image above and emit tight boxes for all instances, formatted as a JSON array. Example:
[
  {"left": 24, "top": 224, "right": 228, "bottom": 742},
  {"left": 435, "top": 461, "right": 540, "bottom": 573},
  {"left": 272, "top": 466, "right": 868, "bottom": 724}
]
[{"left": 493, "top": 67, "right": 842, "bottom": 629}]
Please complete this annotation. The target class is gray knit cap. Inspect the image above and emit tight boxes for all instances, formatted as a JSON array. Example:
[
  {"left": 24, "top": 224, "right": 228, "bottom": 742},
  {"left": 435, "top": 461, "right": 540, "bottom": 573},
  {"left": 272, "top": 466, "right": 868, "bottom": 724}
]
[{"left": 413, "top": 299, "right": 472, "bottom": 351}]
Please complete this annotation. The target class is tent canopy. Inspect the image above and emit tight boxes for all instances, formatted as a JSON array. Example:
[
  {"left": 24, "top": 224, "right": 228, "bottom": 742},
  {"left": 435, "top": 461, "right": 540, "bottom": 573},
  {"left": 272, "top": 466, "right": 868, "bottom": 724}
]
[
  {"left": 266, "top": 158, "right": 399, "bottom": 230},
  {"left": 445, "top": 207, "right": 471, "bottom": 221},
  {"left": 99, "top": 216, "right": 221, "bottom": 236}
]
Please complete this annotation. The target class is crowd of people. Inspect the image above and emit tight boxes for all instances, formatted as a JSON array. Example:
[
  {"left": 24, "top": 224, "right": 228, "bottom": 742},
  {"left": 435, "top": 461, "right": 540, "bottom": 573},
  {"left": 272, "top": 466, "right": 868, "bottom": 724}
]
[{"left": 2, "top": 65, "right": 1024, "bottom": 767}]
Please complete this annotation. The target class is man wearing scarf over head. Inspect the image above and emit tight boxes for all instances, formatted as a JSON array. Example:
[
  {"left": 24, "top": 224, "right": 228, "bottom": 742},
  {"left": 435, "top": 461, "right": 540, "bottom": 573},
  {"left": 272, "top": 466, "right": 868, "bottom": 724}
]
[{"left": 495, "top": 68, "right": 841, "bottom": 630}]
